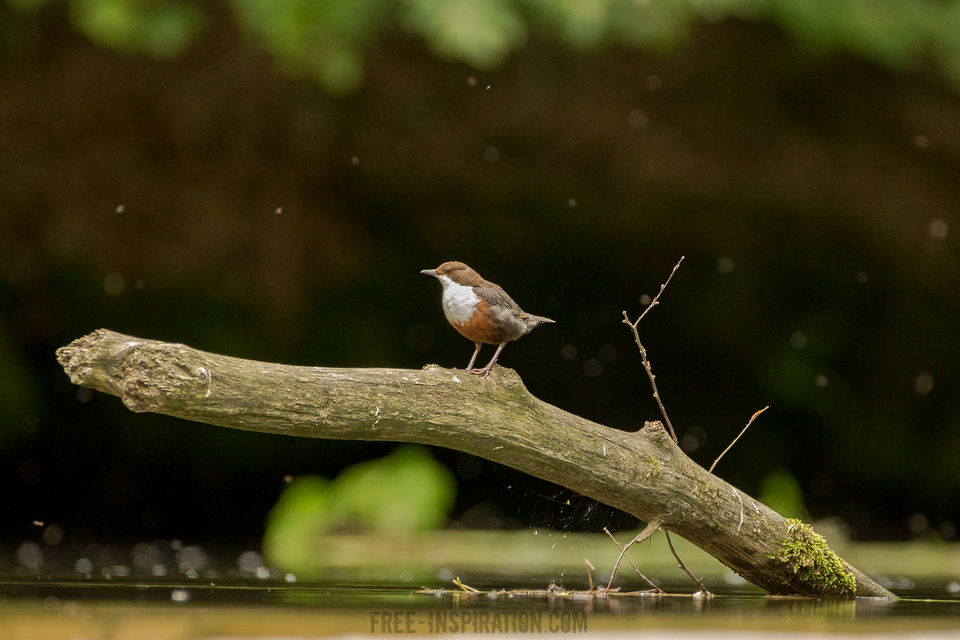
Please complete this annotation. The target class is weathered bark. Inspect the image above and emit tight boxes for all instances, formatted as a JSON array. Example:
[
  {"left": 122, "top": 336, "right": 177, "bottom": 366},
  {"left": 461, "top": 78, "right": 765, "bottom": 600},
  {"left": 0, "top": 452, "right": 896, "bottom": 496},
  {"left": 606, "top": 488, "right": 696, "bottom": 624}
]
[{"left": 57, "top": 329, "right": 895, "bottom": 599}]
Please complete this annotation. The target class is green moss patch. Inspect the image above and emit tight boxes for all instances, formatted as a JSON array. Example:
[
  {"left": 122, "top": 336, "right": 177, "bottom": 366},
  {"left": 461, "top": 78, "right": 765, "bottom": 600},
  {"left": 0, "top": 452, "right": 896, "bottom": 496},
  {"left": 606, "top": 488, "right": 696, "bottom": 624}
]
[{"left": 768, "top": 518, "right": 857, "bottom": 596}]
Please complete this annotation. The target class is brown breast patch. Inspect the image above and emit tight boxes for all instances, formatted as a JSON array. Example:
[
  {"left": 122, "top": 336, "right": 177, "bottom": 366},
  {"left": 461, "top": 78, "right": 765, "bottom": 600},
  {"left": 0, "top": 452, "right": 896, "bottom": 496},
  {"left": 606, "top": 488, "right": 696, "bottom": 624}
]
[{"left": 451, "top": 299, "right": 508, "bottom": 344}]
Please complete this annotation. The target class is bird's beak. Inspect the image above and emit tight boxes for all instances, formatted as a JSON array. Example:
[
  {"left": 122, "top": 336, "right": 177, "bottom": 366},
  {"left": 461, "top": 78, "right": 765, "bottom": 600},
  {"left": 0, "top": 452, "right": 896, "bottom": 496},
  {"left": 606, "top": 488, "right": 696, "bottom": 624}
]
[{"left": 420, "top": 269, "right": 438, "bottom": 276}]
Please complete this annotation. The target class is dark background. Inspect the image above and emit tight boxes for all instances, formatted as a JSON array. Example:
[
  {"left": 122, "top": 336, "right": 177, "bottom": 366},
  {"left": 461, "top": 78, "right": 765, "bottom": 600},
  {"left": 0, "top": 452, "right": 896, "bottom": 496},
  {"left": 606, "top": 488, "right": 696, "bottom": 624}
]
[{"left": 2, "top": 1, "right": 960, "bottom": 553}]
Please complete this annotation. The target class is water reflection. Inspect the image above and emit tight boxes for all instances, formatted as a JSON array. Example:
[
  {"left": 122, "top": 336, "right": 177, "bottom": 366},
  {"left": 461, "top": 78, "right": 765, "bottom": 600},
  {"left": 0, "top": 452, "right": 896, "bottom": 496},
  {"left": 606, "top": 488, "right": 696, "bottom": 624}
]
[
  {"left": 3, "top": 539, "right": 960, "bottom": 631},
  {"left": 9, "top": 540, "right": 279, "bottom": 584},
  {"left": 0, "top": 579, "right": 957, "bottom": 622}
]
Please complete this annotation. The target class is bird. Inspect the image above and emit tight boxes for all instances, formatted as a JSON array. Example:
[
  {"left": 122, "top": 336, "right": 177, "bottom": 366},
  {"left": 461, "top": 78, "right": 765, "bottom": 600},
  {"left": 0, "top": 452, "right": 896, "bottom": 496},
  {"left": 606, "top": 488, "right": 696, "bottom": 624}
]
[{"left": 420, "top": 261, "right": 555, "bottom": 377}]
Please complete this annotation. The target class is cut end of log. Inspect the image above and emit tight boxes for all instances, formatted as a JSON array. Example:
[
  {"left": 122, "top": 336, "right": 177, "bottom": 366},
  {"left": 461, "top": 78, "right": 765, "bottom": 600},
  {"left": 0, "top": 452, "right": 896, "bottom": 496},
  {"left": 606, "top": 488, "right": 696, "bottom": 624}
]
[
  {"left": 56, "top": 329, "right": 110, "bottom": 386},
  {"left": 56, "top": 329, "right": 210, "bottom": 413}
]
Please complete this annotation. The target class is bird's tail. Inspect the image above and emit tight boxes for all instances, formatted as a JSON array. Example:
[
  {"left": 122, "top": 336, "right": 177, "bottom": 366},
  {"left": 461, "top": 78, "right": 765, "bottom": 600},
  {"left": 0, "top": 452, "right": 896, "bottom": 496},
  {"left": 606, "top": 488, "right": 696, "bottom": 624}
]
[{"left": 523, "top": 314, "right": 556, "bottom": 329}]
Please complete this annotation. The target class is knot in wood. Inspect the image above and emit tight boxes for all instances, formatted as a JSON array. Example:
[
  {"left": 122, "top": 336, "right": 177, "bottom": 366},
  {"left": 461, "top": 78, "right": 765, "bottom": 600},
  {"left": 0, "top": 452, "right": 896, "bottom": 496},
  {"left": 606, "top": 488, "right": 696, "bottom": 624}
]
[{"left": 118, "top": 343, "right": 210, "bottom": 413}]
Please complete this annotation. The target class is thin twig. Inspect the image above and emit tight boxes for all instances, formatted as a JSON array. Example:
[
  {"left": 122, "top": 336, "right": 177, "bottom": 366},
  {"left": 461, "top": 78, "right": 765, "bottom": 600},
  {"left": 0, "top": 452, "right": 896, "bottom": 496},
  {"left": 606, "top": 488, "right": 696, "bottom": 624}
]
[
  {"left": 602, "top": 527, "right": 665, "bottom": 593},
  {"left": 452, "top": 576, "right": 480, "bottom": 593},
  {"left": 604, "top": 520, "right": 662, "bottom": 591},
  {"left": 664, "top": 528, "right": 707, "bottom": 594},
  {"left": 635, "top": 257, "right": 685, "bottom": 324},
  {"left": 709, "top": 406, "right": 769, "bottom": 474},
  {"left": 585, "top": 558, "right": 595, "bottom": 591},
  {"left": 622, "top": 256, "right": 685, "bottom": 443}
]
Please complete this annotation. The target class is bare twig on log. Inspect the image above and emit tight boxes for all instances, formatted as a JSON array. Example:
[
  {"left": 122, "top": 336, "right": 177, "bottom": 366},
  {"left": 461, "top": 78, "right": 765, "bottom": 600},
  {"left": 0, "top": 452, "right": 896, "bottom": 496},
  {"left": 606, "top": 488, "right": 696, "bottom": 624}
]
[
  {"left": 603, "top": 524, "right": 664, "bottom": 592},
  {"left": 664, "top": 528, "right": 707, "bottom": 594},
  {"left": 55, "top": 329, "right": 895, "bottom": 599},
  {"left": 622, "top": 257, "right": 685, "bottom": 443},
  {"left": 710, "top": 406, "right": 769, "bottom": 474}
]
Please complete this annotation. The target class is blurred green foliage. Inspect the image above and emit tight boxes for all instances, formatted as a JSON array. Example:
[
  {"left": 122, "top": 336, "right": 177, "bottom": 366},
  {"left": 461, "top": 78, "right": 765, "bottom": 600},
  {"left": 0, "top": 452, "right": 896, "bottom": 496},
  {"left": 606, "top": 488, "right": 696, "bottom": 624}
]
[
  {"left": 233, "top": 0, "right": 389, "bottom": 94},
  {"left": 759, "top": 468, "right": 809, "bottom": 521},
  {"left": 7, "top": 0, "right": 205, "bottom": 56},
  {"left": 69, "top": 0, "right": 205, "bottom": 57},
  {"left": 7, "top": 0, "right": 960, "bottom": 93},
  {"left": 263, "top": 446, "right": 456, "bottom": 571}
]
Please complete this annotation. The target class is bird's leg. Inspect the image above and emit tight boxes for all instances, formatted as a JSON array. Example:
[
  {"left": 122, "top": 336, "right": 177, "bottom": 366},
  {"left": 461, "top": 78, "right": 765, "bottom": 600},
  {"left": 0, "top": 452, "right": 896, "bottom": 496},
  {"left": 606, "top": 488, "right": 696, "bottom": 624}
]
[
  {"left": 466, "top": 342, "right": 482, "bottom": 371},
  {"left": 473, "top": 343, "right": 506, "bottom": 378}
]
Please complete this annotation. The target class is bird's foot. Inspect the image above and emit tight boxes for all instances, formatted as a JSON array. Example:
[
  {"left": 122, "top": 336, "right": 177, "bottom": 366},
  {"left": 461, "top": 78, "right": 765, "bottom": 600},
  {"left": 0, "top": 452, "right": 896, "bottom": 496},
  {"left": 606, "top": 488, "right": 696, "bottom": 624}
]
[{"left": 470, "top": 366, "right": 493, "bottom": 378}]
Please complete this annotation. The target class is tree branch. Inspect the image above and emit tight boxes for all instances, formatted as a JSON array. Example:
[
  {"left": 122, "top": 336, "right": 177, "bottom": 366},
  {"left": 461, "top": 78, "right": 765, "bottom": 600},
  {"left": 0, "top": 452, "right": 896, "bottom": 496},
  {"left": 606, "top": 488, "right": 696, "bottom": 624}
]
[{"left": 56, "top": 329, "right": 894, "bottom": 599}]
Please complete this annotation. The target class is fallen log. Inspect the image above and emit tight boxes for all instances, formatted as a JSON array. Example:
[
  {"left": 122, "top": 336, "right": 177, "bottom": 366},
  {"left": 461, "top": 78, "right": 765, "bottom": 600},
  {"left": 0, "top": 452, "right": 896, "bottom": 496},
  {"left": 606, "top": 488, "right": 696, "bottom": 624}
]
[{"left": 56, "top": 328, "right": 895, "bottom": 598}]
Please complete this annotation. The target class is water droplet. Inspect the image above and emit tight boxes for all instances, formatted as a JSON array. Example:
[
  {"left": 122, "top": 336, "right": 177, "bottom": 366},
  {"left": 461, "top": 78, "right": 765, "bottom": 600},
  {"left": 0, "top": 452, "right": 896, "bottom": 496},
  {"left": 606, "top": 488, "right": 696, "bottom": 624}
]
[
  {"left": 939, "top": 521, "right": 955, "bottom": 540},
  {"left": 104, "top": 273, "right": 126, "bottom": 296},
  {"left": 914, "top": 371, "right": 934, "bottom": 395},
  {"left": 16, "top": 541, "right": 44, "bottom": 573},
  {"left": 177, "top": 545, "right": 209, "bottom": 573},
  {"left": 42, "top": 524, "right": 64, "bottom": 546},
  {"left": 583, "top": 358, "right": 603, "bottom": 377},
  {"left": 907, "top": 513, "right": 929, "bottom": 534},
  {"left": 75, "top": 558, "right": 94, "bottom": 574},
  {"left": 627, "top": 109, "right": 648, "bottom": 128},
  {"left": 238, "top": 550, "right": 264, "bottom": 573},
  {"left": 929, "top": 219, "right": 948, "bottom": 240},
  {"left": 716, "top": 257, "right": 734, "bottom": 273}
]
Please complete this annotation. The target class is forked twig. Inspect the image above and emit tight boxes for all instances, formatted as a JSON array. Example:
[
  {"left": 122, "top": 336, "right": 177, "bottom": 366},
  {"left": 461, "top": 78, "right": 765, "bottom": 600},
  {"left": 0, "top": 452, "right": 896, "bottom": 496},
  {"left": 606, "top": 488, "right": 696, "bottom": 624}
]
[
  {"left": 709, "top": 406, "right": 769, "bottom": 474},
  {"left": 604, "top": 520, "right": 662, "bottom": 591},
  {"left": 622, "top": 257, "right": 685, "bottom": 443},
  {"left": 664, "top": 528, "right": 708, "bottom": 594},
  {"left": 452, "top": 576, "right": 480, "bottom": 593},
  {"left": 603, "top": 527, "right": 665, "bottom": 593}
]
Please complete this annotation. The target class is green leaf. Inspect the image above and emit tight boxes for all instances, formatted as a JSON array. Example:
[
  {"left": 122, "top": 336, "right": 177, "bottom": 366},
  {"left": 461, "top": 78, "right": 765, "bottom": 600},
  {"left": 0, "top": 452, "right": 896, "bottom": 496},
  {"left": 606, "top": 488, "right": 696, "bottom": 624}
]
[
  {"left": 758, "top": 469, "right": 808, "bottom": 521},
  {"left": 262, "top": 475, "right": 334, "bottom": 570},
  {"left": 229, "top": 0, "right": 389, "bottom": 94},
  {"left": 330, "top": 445, "right": 456, "bottom": 532},
  {"left": 401, "top": 0, "right": 527, "bottom": 69},
  {"left": 263, "top": 446, "right": 456, "bottom": 570},
  {"left": 68, "top": 0, "right": 205, "bottom": 58}
]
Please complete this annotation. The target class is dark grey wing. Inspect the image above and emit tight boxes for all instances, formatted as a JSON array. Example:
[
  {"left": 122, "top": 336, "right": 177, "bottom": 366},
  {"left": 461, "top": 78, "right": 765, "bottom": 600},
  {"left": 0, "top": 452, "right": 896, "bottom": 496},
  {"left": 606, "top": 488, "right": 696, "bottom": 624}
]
[{"left": 475, "top": 283, "right": 522, "bottom": 313}]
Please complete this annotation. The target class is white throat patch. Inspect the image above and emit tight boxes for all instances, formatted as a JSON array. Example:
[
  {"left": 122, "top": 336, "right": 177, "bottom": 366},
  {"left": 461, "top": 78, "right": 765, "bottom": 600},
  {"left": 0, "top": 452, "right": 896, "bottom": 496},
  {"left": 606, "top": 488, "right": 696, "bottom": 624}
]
[{"left": 438, "top": 275, "right": 480, "bottom": 324}]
